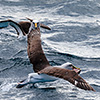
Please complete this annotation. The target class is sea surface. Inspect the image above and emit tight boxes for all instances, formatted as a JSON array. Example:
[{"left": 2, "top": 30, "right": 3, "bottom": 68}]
[{"left": 0, "top": 0, "right": 100, "bottom": 100}]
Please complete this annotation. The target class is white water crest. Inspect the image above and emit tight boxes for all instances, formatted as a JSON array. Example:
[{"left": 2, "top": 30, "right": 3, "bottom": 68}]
[{"left": 0, "top": 82, "right": 17, "bottom": 92}]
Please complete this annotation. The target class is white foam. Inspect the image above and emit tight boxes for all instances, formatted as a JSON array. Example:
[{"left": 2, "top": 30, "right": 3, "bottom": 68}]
[{"left": 0, "top": 82, "right": 17, "bottom": 92}]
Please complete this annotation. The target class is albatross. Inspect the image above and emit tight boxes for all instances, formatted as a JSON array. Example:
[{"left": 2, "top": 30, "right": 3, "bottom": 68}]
[{"left": 0, "top": 18, "right": 95, "bottom": 91}]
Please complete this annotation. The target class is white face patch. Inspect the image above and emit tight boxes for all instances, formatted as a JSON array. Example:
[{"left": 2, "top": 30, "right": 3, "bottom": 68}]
[
  {"left": 61, "top": 62, "right": 72, "bottom": 68},
  {"left": 33, "top": 20, "right": 39, "bottom": 23},
  {"left": 28, "top": 20, "right": 40, "bottom": 33}
]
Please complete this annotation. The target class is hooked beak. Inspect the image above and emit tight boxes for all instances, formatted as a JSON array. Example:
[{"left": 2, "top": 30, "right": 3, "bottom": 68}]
[
  {"left": 72, "top": 66, "right": 81, "bottom": 74},
  {"left": 16, "top": 79, "right": 29, "bottom": 88},
  {"left": 35, "top": 23, "right": 38, "bottom": 29}
]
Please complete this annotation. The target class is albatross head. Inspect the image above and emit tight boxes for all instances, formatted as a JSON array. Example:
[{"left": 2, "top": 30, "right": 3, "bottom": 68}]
[
  {"left": 61, "top": 62, "right": 81, "bottom": 74},
  {"left": 26, "top": 17, "right": 51, "bottom": 31},
  {"left": 32, "top": 20, "right": 40, "bottom": 29},
  {"left": 29, "top": 20, "right": 40, "bottom": 32}
]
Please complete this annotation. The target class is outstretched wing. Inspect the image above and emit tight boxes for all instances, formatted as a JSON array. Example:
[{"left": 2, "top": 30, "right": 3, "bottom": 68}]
[
  {"left": 18, "top": 21, "right": 31, "bottom": 34},
  {"left": 39, "top": 67, "right": 95, "bottom": 91},
  {"left": 0, "top": 20, "right": 25, "bottom": 37},
  {"left": 18, "top": 22, "right": 51, "bottom": 34},
  {"left": 40, "top": 23, "right": 51, "bottom": 30}
]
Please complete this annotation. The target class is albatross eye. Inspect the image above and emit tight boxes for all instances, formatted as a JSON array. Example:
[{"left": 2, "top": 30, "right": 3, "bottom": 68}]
[
  {"left": 68, "top": 64, "right": 73, "bottom": 68},
  {"left": 65, "top": 64, "right": 73, "bottom": 70}
]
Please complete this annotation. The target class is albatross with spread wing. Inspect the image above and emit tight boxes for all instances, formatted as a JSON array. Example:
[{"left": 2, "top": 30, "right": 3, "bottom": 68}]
[{"left": 0, "top": 18, "right": 95, "bottom": 91}]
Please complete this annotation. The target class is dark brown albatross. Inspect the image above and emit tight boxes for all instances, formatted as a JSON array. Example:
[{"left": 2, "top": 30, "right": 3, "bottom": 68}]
[{"left": 0, "top": 18, "right": 95, "bottom": 91}]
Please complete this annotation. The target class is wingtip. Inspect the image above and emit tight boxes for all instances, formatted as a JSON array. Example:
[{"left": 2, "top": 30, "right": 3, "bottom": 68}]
[
  {"left": 26, "top": 17, "right": 33, "bottom": 22},
  {"left": 75, "top": 82, "right": 96, "bottom": 92},
  {"left": 88, "top": 84, "right": 96, "bottom": 92},
  {"left": 91, "top": 88, "right": 96, "bottom": 92},
  {"left": 40, "top": 23, "right": 51, "bottom": 30}
]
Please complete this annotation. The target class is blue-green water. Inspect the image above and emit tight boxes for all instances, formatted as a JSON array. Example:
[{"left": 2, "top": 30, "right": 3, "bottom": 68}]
[{"left": 0, "top": 0, "right": 100, "bottom": 100}]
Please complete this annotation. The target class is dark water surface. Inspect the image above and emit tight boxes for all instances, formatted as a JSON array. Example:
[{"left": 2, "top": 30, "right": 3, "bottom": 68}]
[{"left": 0, "top": 0, "right": 100, "bottom": 100}]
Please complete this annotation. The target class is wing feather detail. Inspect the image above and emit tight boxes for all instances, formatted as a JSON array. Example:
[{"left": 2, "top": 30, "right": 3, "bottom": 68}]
[
  {"left": 18, "top": 21, "right": 31, "bottom": 34},
  {"left": 39, "top": 67, "right": 95, "bottom": 91},
  {"left": 0, "top": 20, "right": 25, "bottom": 37}
]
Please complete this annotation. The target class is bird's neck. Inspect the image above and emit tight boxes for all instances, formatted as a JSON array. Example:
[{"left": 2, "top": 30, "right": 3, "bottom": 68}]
[{"left": 27, "top": 28, "right": 50, "bottom": 72}]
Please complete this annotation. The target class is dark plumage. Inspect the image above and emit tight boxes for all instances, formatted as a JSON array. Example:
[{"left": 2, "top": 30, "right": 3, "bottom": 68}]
[
  {"left": 0, "top": 18, "right": 95, "bottom": 91},
  {"left": 27, "top": 28, "right": 50, "bottom": 72}
]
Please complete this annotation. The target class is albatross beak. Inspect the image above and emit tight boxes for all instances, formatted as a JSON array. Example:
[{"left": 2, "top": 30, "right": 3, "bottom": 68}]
[
  {"left": 16, "top": 79, "right": 29, "bottom": 88},
  {"left": 72, "top": 66, "right": 81, "bottom": 74},
  {"left": 35, "top": 23, "right": 37, "bottom": 28}
]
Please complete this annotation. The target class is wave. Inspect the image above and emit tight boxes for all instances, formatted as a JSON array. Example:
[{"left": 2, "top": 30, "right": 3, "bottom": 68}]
[
  {"left": 0, "top": 78, "right": 18, "bottom": 92},
  {"left": 52, "top": 51, "right": 100, "bottom": 62},
  {"left": 0, "top": 57, "right": 29, "bottom": 73},
  {"left": 43, "top": 40, "right": 100, "bottom": 60}
]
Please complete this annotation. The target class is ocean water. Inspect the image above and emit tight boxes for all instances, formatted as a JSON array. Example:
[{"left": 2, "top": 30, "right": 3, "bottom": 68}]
[{"left": 0, "top": 0, "right": 100, "bottom": 100}]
